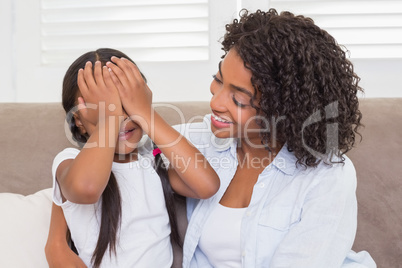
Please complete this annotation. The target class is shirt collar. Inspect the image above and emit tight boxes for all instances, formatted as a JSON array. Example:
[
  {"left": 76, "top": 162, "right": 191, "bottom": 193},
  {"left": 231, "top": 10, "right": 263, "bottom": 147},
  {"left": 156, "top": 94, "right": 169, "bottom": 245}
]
[{"left": 271, "top": 144, "right": 297, "bottom": 176}]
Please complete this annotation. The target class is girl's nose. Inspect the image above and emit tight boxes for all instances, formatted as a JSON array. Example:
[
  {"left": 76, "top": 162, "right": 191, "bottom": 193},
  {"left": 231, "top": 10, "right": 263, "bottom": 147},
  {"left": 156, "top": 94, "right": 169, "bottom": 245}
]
[{"left": 122, "top": 108, "right": 129, "bottom": 119}]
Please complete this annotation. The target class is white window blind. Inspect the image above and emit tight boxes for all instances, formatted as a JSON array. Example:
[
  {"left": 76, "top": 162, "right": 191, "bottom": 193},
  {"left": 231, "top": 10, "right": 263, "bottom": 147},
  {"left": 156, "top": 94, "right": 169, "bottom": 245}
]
[
  {"left": 40, "top": 0, "right": 209, "bottom": 65},
  {"left": 269, "top": 0, "right": 402, "bottom": 58}
]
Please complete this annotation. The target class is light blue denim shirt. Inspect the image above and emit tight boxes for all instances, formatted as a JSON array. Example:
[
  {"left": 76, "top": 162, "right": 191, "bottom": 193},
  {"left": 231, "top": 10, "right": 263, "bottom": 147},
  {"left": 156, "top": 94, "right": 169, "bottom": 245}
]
[{"left": 174, "top": 115, "right": 376, "bottom": 268}]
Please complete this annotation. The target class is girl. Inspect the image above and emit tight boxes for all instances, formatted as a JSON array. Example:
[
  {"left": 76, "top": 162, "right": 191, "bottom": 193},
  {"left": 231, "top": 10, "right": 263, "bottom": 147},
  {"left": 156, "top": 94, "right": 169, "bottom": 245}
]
[{"left": 45, "top": 48, "right": 219, "bottom": 267}]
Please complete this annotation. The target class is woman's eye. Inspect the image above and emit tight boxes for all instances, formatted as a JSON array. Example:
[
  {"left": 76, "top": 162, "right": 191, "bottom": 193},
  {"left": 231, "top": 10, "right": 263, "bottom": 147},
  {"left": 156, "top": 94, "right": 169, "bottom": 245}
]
[
  {"left": 212, "top": 74, "right": 222, "bottom": 84},
  {"left": 232, "top": 96, "right": 247, "bottom": 108}
]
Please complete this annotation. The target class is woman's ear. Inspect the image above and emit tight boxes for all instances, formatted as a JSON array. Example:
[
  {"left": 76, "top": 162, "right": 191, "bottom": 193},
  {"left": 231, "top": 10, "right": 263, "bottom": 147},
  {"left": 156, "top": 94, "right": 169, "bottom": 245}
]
[{"left": 73, "top": 113, "right": 87, "bottom": 135}]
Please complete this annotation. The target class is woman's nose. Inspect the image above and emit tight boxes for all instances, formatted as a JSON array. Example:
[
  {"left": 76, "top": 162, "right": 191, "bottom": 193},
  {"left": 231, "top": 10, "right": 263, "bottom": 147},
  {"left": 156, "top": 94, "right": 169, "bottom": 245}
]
[{"left": 210, "top": 86, "right": 228, "bottom": 112}]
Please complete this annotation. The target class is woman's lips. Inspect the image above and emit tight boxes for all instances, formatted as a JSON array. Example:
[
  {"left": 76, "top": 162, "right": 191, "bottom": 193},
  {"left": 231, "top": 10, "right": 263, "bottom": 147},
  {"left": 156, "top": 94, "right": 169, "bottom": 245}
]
[{"left": 211, "top": 114, "right": 232, "bottom": 128}]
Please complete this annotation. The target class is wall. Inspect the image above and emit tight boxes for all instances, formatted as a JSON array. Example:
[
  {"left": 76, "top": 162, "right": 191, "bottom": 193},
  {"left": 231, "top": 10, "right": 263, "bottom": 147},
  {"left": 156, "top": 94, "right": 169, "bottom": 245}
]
[
  {"left": 1, "top": 0, "right": 401, "bottom": 103},
  {"left": 0, "top": 0, "right": 15, "bottom": 101},
  {"left": 353, "top": 59, "right": 402, "bottom": 98}
]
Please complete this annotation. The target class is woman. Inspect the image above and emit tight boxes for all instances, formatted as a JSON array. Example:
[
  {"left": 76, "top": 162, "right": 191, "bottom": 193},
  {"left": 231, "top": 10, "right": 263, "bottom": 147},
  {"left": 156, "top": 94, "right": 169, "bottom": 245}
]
[{"left": 179, "top": 8, "right": 375, "bottom": 267}]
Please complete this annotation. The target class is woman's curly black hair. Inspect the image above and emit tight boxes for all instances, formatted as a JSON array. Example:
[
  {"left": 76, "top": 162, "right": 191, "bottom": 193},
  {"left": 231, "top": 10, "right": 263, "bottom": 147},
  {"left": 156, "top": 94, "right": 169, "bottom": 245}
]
[{"left": 222, "top": 8, "right": 363, "bottom": 167}]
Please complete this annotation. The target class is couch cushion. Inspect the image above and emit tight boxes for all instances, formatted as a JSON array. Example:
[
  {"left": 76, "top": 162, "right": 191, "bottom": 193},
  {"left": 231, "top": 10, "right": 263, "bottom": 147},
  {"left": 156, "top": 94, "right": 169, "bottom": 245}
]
[
  {"left": 0, "top": 103, "right": 71, "bottom": 195},
  {"left": 0, "top": 188, "right": 52, "bottom": 268}
]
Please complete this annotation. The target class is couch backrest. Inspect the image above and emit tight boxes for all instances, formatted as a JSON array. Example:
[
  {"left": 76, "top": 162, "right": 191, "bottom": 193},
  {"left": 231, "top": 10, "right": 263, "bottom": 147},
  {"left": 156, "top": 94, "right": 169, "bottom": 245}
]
[
  {"left": 345, "top": 98, "right": 402, "bottom": 267},
  {"left": 0, "top": 102, "right": 211, "bottom": 195},
  {"left": 1, "top": 99, "right": 401, "bottom": 267}
]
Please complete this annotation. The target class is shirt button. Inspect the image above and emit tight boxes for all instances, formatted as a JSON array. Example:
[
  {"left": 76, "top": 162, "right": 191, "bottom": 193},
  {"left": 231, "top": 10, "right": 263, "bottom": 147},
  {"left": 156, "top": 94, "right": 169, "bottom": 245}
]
[
  {"left": 259, "top": 182, "right": 265, "bottom": 188},
  {"left": 242, "top": 251, "right": 246, "bottom": 257},
  {"left": 246, "top": 211, "right": 252, "bottom": 216}
]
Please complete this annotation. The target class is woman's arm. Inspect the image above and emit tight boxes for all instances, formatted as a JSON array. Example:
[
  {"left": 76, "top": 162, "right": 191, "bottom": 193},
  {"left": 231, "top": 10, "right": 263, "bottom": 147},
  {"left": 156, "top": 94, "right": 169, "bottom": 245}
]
[
  {"left": 57, "top": 61, "right": 124, "bottom": 204},
  {"left": 45, "top": 203, "right": 87, "bottom": 268},
  {"left": 106, "top": 58, "right": 220, "bottom": 199}
]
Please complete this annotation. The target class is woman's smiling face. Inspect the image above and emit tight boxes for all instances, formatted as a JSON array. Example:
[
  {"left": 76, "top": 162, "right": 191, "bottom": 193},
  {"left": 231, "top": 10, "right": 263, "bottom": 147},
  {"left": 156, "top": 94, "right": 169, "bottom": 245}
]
[{"left": 209, "top": 48, "right": 263, "bottom": 144}]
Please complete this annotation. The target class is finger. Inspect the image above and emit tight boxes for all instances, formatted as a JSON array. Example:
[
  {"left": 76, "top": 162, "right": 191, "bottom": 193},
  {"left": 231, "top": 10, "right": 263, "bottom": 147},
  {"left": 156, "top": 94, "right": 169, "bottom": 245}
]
[
  {"left": 105, "top": 65, "right": 125, "bottom": 94},
  {"left": 110, "top": 56, "right": 138, "bottom": 83},
  {"left": 110, "top": 57, "right": 146, "bottom": 95},
  {"left": 106, "top": 61, "right": 131, "bottom": 91},
  {"left": 93, "top": 61, "right": 105, "bottom": 87},
  {"left": 121, "top": 57, "right": 146, "bottom": 84},
  {"left": 77, "top": 69, "right": 89, "bottom": 96},
  {"left": 77, "top": 96, "right": 86, "bottom": 112},
  {"left": 76, "top": 96, "right": 89, "bottom": 119},
  {"left": 120, "top": 59, "right": 151, "bottom": 94},
  {"left": 83, "top": 61, "right": 97, "bottom": 89},
  {"left": 102, "top": 66, "right": 117, "bottom": 91},
  {"left": 144, "top": 83, "right": 153, "bottom": 95}
]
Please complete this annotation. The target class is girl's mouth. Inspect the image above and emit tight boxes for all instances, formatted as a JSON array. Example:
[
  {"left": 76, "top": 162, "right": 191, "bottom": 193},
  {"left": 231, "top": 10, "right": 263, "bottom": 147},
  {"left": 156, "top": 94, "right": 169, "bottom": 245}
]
[{"left": 118, "top": 128, "right": 135, "bottom": 141}]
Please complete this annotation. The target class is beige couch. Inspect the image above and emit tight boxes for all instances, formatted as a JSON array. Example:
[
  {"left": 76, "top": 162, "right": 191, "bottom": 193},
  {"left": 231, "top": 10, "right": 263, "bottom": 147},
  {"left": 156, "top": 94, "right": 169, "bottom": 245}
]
[{"left": 0, "top": 99, "right": 401, "bottom": 267}]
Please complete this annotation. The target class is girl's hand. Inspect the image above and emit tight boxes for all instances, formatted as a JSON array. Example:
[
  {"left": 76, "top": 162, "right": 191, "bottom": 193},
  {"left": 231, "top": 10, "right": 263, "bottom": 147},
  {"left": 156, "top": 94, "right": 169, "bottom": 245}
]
[
  {"left": 77, "top": 61, "right": 123, "bottom": 123},
  {"left": 45, "top": 204, "right": 87, "bottom": 268},
  {"left": 106, "top": 57, "right": 152, "bottom": 127}
]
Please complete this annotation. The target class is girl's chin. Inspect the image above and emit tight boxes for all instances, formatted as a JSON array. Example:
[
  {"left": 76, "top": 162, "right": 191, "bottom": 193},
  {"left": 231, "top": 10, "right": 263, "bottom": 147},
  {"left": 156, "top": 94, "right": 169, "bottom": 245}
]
[
  {"left": 114, "top": 148, "right": 138, "bottom": 163},
  {"left": 115, "top": 142, "right": 139, "bottom": 155}
]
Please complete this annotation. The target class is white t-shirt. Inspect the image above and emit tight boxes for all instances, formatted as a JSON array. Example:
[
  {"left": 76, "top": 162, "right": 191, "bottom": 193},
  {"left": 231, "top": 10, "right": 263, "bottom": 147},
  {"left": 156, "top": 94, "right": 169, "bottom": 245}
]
[
  {"left": 199, "top": 204, "right": 246, "bottom": 268},
  {"left": 52, "top": 138, "right": 173, "bottom": 268}
]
